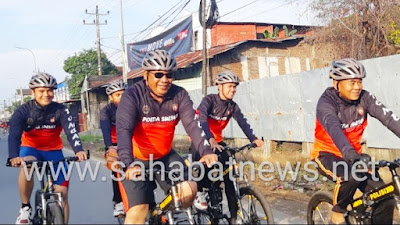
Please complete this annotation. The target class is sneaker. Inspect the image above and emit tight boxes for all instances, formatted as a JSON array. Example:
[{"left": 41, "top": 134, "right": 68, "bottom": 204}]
[
  {"left": 193, "top": 192, "right": 208, "bottom": 210},
  {"left": 113, "top": 202, "right": 125, "bottom": 217},
  {"left": 16, "top": 206, "right": 31, "bottom": 224}
]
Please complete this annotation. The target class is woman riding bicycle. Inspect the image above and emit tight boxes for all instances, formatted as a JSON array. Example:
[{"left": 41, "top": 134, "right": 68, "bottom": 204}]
[{"left": 311, "top": 58, "right": 400, "bottom": 224}]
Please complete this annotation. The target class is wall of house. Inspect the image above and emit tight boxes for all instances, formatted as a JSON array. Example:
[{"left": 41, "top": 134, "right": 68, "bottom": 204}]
[
  {"left": 204, "top": 40, "right": 335, "bottom": 83},
  {"left": 86, "top": 90, "right": 108, "bottom": 129},
  {"left": 210, "top": 24, "right": 257, "bottom": 47}
]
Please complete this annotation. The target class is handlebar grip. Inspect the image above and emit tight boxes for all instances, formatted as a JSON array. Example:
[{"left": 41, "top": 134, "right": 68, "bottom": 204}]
[{"left": 6, "top": 158, "right": 11, "bottom": 167}]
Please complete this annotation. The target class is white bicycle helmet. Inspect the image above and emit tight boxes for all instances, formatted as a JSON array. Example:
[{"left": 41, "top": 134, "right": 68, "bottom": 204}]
[
  {"left": 215, "top": 70, "right": 240, "bottom": 85},
  {"left": 142, "top": 50, "right": 177, "bottom": 72},
  {"left": 329, "top": 58, "right": 366, "bottom": 81},
  {"left": 29, "top": 72, "right": 58, "bottom": 89},
  {"left": 106, "top": 80, "right": 127, "bottom": 95}
]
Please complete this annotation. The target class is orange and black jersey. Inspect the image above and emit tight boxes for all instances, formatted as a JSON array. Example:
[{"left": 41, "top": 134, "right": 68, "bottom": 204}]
[
  {"left": 197, "top": 94, "right": 257, "bottom": 143},
  {"left": 116, "top": 80, "right": 213, "bottom": 166},
  {"left": 311, "top": 87, "right": 400, "bottom": 161},
  {"left": 8, "top": 100, "right": 83, "bottom": 158},
  {"left": 100, "top": 103, "right": 117, "bottom": 147}
]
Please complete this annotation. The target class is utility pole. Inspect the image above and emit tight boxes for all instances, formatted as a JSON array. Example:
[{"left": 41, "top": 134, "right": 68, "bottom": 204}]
[
  {"left": 84, "top": 5, "right": 109, "bottom": 76},
  {"left": 119, "top": 0, "right": 128, "bottom": 83},
  {"left": 201, "top": 0, "right": 208, "bottom": 97}
]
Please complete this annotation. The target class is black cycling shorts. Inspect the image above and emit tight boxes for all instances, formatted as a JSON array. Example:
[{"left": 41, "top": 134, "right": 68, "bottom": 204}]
[{"left": 120, "top": 150, "right": 188, "bottom": 209}]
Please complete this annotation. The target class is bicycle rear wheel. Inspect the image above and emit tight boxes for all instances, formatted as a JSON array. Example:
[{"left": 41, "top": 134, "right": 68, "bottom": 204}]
[
  {"left": 307, "top": 191, "right": 333, "bottom": 225},
  {"left": 238, "top": 186, "right": 274, "bottom": 224},
  {"left": 46, "top": 203, "right": 64, "bottom": 225}
]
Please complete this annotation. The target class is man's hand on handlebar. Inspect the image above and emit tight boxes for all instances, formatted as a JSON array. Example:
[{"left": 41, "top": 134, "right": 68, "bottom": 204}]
[
  {"left": 209, "top": 138, "right": 224, "bottom": 152},
  {"left": 75, "top": 151, "right": 88, "bottom": 161},
  {"left": 199, "top": 153, "right": 218, "bottom": 168},
  {"left": 126, "top": 165, "right": 142, "bottom": 180},
  {"left": 253, "top": 138, "right": 264, "bottom": 147}
]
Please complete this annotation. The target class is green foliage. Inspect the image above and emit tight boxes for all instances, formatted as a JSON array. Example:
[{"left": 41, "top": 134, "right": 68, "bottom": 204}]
[
  {"left": 283, "top": 25, "right": 298, "bottom": 37},
  {"left": 273, "top": 27, "right": 279, "bottom": 38},
  {"left": 7, "top": 96, "right": 32, "bottom": 114},
  {"left": 263, "top": 30, "right": 271, "bottom": 38},
  {"left": 263, "top": 27, "right": 281, "bottom": 39},
  {"left": 389, "top": 21, "right": 400, "bottom": 45},
  {"left": 79, "top": 134, "right": 103, "bottom": 142},
  {"left": 63, "top": 49, "right": 118, "bottom": 99}
]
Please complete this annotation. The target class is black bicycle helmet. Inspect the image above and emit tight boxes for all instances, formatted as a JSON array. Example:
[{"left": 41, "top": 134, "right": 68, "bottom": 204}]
[
  {"left": 142, "top": 50, "right": 177, "bottom": 72},
  {"left": 106, "top": 80, "right": 127, "bottom": 95},
  {"left": 329, "top": 58, "right": 366, "bottom": 81},
  {"left": 215, "top": 70, "right": 240, "bottom": 85},
  {"left": 29, "top": 72, "right": 58, "bottom": 89}
]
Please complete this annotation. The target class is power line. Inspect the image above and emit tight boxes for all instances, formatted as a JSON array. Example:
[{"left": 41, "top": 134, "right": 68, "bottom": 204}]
[
  {"left": 84, "top": 5, "right": 110, "bottom": 75},
  {"left": 218, "top": 0, "right": 261, "bottom": 19}
]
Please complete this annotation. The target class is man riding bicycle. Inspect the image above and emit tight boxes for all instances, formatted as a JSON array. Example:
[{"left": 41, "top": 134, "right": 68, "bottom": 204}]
[
  {"left": 192, "top": 70, "right": 264, "bottom": 223},
  {"left": 311, "top": 58, "right": 399, "bottom": 224},
  {"left": 8, "top": 72, "right": 87, "bottom": 224},
  {"left": 116, "top": 49, "right": 218, "bottom": 224},
  {"left": 100, "top": 79, "right": 127, "bottom": 218}
]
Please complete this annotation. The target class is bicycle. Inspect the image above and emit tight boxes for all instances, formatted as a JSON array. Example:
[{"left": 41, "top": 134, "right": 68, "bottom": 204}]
[
  {"left": 191, "top": 143, "right": 274, "bottom": 225},
  {"left": 307, "top": 158, "right": 400, "bottom": 224},
  {"left": 6, "top": 151, "right": 90, "bottom": 225},
  {"left": 120, "top": 167, "right": 197, "bottom": 225}
]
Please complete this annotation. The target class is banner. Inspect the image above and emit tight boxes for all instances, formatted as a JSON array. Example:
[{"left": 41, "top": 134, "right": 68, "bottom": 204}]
[{"left": 127, "top": 16, "right": 193, "bottom": 71}]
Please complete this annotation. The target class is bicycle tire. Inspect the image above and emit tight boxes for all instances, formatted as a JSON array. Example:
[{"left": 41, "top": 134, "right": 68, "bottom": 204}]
[
  {"left": 238, "top": 186, "right": 274, "bottom": 224},
  {"left": 307, "top": 191, "right": 333, "bottom": 225},
  {"left": 46, "top": 203, "right": 64, "bottom": 225},
  {"left": 117, "top": 214, "right": 125, "bottom": 225},
  {"left": 193, "top": 208, "right": 229, "bottom": 225}
]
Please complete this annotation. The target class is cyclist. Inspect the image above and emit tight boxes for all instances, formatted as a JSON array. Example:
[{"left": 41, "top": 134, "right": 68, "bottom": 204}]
[
  {"left": 8, "top": 72, "right": 87, "bottom": 224},
  {"left": 192, "top": 70, "right": 264, "bottom": 223},
  {"left": 311, "top": 58, "right": 398, "bottom": 224},
  {"left": 100, "top": 79, "right": 127, "bottom": 217},
  {"left": 116, "top": 49, "right": 218, "bottom": 224}
]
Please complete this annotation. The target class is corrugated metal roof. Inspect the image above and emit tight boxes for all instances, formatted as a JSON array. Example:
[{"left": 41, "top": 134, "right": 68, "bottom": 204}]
[{"left": 91, "top": 37, "right": 303, "bottom": 89}]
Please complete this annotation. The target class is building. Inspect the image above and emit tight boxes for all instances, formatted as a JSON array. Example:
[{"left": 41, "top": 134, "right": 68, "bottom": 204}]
[
  {"left": 54, "top": 80, "right": 70, "bottom": 103},
  {"left": 81, "top": 14, "right": 334, "bottom": 130}
]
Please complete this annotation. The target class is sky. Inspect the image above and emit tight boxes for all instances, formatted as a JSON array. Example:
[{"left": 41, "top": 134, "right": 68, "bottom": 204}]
[{"left": 0, "top": 0, "right": 316, "bottom": 109}]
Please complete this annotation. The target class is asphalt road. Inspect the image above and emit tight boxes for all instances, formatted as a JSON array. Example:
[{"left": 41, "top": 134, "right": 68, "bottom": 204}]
[{"left": 0, "top": 133, "right": 307, "bottom": 224}]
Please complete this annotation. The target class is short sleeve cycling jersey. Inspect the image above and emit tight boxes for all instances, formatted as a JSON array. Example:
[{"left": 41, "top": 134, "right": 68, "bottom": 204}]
[
  {"left": 8, "top": 100, "right": 83, "bottom": 158},
  {"left": 311, "top": 87, "right": 400, "bottom": 161},
  {"left": 100, "top": 103, "right": 117, "bottom": 147},
  {"left": 197, "top": 94, "right": 257, "bottom": 143},
  {"left": 116, "top": 80, "right": 213, "bottom": 166}
]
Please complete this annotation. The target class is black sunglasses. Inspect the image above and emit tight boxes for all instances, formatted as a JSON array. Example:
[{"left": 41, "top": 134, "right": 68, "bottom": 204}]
[{"left": 153, "top": 72, "right": 173, "bottom": 79}]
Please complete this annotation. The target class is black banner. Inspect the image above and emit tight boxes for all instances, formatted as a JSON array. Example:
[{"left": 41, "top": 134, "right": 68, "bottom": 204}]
[{"left": 127, "top": 16, "right": 193, "bottom": 71}]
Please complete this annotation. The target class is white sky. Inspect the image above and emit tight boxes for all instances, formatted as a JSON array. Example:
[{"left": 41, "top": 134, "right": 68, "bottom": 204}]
[{"left": 0, "top": 0, "right": 316, "bottom": 108}]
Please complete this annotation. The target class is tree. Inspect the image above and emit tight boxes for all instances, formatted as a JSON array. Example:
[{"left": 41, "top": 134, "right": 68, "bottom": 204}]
[
  {"left": 306, "top": 0, "right": 400, "bottom": 59},
  {"left": 64, "top": 49, "right": 118, "bottom": 99}
]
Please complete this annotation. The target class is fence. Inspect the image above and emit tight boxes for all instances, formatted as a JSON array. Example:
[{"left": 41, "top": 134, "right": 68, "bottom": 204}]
[{"left": 176, "top": 54, "right": 400, "bottom": 149}]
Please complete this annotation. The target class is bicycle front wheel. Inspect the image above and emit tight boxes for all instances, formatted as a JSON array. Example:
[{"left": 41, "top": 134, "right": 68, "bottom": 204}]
[
  {"left": 192, "top": 208, "right": 230, "bottom": 225},
  {"left": 307, "top": 191, "right": 333, "bottom": 225},
  {"left": 46, "top": 203, "right": 64, "bottom": 225},
  {"left": 238, "top": 186, "right": 274, "bottom": 224}
]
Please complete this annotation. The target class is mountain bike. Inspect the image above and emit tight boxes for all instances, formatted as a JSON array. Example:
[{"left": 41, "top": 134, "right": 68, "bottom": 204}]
[
  {"left": 191, "top": 143, "right": 274, "bottom": 225},
  {"left": 6, "top": 151, "right": 90, "bottom": 225},
  {"left": 120, "top": 168, "right": 196, "bottom": 225},
  {"left": 307, "top": 158, "right": 400, "bottom": 224}
]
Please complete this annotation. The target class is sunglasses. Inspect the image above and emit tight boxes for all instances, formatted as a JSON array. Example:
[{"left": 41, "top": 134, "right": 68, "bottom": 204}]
[{"left": 153, "top": 72, "right": 173, "bottom": 79}]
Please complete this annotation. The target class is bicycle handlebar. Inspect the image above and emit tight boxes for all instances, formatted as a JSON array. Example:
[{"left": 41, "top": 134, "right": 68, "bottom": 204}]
[{"left": 6, "top": 150, "right": 91, "bottom": 167}]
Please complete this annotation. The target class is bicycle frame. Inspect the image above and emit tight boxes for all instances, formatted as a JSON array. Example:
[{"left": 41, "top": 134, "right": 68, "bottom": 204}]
[
  {"left": 34, "top": 161, "right": 65, "bottom": 224},
  {"left": 198, "top": 143, "right": 257, "bottom": 224},
  {"left": 147, "top": 169, "right": 195, "bottom": 225},
  {"left": 345, "top": 159, "right": 400, "bottom": 224}
]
